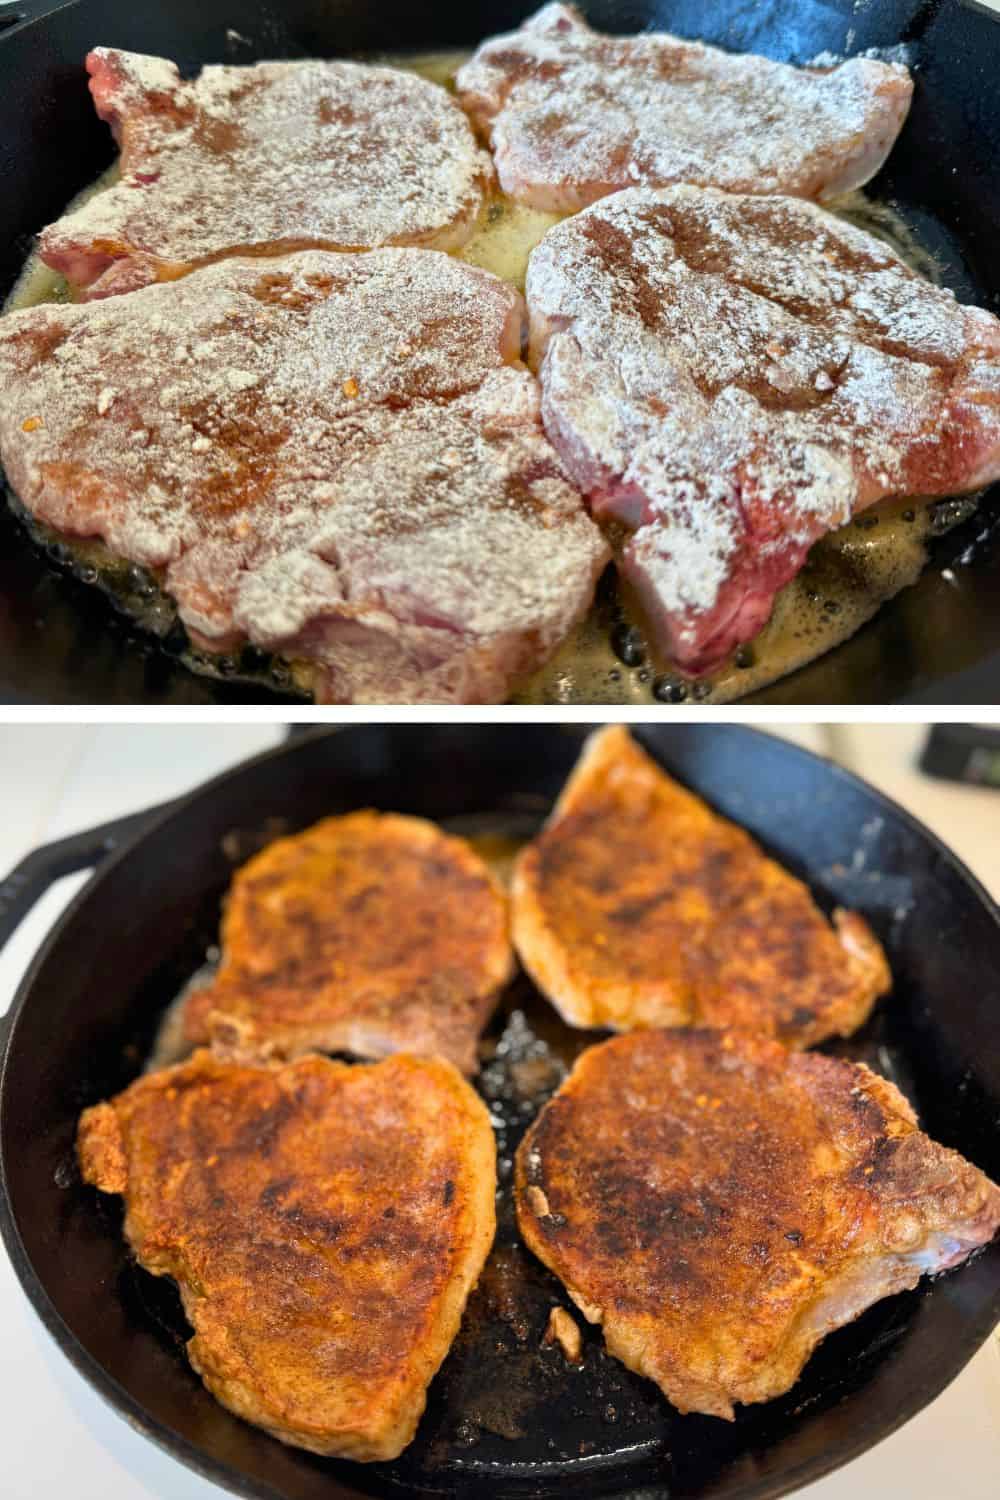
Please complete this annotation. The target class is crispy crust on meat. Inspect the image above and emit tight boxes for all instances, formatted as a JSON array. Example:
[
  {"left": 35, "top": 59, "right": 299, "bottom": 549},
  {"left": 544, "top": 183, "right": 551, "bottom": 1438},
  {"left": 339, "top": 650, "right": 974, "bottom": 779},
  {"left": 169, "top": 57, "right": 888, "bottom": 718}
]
[
  {"left": 512, "top": 726, "right": 890, "bottom": 1045},
  {"left": 183, "top": 811, "right": 514, "bottom": 1072},
  {"left": 515, "top": 1029, "right": 1000, "bottom": 1419},
  {"left": 77, "top": 1049, "right": 496, "bottom": 1460}
]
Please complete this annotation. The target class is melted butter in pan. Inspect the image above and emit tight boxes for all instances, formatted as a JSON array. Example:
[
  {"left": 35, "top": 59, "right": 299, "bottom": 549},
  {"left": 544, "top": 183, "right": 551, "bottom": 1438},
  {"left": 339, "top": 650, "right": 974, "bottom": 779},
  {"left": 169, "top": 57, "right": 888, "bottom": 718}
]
[
  {"left": 459, "top": 199, "right": 564, "bottom": 292},
  {"left": 2, "top": 51, "right": 981, "bottom": 704},
  {"left": 390, "top": 50, "right": 566, "bottom": 291},
  {"left": 514, "top": 494, "right": 976, "bottom": 705},
  {"left": 7, "top": 162, "right": 120, "bottom": 309}
]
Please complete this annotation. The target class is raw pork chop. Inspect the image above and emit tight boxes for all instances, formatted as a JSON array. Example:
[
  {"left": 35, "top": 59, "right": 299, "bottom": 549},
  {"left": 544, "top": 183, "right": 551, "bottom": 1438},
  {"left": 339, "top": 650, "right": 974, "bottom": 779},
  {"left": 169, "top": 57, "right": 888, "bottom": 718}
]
[
  {"left": 78, "top": 1050, "right": 496, "bottom": 1459},
  {"left": 456, "top": 4, "right": 911, "bottom": 213},
  {"left": 516, "top": 1028, "right": 1000, "bottom": 1420},
  {"left": 184, "top": 810, "right": 514, "bottom": 1073},
  {"left": 0, "top": 248, "right": 609, "bottom": 703},
  {"left": 512, "top": 725, "right": 890, "bottom": 1045},
  {"left": 40, "top": 49, "right": 493, "bottom": 298},
  {"left": 526, "top": 186, "right": 1000, "bottom": 672}
]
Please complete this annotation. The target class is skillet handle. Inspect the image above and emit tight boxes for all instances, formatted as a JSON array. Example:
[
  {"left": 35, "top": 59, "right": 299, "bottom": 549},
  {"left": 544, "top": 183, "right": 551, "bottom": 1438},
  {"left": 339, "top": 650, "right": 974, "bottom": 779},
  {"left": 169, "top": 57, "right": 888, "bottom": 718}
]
[
  {"left": 0, "top": 804, "right": 170, "bottom": 949},
  {"left": 0, "top": 802, "right": 173, "bottom": 1024}
]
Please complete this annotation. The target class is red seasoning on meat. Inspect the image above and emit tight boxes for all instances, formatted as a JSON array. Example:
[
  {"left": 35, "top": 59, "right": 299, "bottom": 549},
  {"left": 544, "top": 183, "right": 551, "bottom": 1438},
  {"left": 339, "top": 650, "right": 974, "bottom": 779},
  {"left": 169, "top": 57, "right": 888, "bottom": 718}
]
[
  {"left": 516, "top": 1028, "right": 1000, "bottom": 1421},
  {"left": 78, "top": 1050, "right": 497, "bottom": 1461},
  {"left": 183, "top": 810, "right": 514, "bottom": 1074},
  {"left": 457, "top": 4, "right": 912, "bottom": 213},
  {"left": 526, "top": 185, "right": 1000, "bottom": 673},
  {"left": 40, "top": 49, "right": 494, "bottom": 299},
  {"left": 0, "top": 249, "right": 608, "bottom": 703},
  {"left": 512, "top": 725, "right": 890, "bottom": 1043}
]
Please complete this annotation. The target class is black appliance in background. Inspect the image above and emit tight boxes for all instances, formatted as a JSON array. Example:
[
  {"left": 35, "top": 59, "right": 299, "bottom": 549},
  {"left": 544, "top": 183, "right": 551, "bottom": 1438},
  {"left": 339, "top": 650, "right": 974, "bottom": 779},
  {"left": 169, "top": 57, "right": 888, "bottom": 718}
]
[{"left": 921, "top": 723, "right": 1000, "bottom": 787}]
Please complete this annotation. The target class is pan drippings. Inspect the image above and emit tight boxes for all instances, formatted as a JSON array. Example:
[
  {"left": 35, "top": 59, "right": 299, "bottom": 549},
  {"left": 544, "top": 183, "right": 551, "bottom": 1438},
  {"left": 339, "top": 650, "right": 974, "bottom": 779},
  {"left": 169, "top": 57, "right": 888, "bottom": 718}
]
[{"left": 2, "top": 51, "right": 982, "bottom": 705}]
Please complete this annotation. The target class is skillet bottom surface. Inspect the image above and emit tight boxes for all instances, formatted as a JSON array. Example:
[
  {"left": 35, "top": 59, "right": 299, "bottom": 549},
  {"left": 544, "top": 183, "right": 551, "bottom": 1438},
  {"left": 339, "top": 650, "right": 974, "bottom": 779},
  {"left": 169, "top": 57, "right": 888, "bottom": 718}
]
[{"left": 69, "top": 802, "right": 989, "bottom": 1500}]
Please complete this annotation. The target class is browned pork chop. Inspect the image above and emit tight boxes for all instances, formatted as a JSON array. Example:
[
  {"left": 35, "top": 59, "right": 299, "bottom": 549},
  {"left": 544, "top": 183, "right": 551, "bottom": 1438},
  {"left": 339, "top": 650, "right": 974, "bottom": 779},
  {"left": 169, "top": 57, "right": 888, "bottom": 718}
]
[
  {"left": 78, "top": 1050, "right": 496, "bottom": 1459},
  {"left": 512, "top": 726, "right": 890, "bottom": 1045},
  {"left": 40, "top": 50, "right": 493, "bottom": 298},
  {"left": 526, "top": 186, "right": 1000, "bottom": 673},
  {"left": 184, "top": 810, "right": 514, "bottom": 1073},
  {"left": 0, "top": 248, "right": 609, "bottom": 703},
  {"left": 456, "top": 4, "right": 911, "bottom": 213},
  {"left": 516, "top": 1029, "right": 1000, "bottom": 1420}
]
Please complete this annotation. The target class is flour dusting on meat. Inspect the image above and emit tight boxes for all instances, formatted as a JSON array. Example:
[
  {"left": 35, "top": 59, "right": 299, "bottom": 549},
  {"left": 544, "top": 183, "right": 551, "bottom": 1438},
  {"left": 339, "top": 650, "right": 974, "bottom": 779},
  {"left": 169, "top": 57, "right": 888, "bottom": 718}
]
[
  {"left": 526, "top": 185, "right": 1000, "bottom": 672},
  {"left": 40, "top": 50, "right": 494, "bottom": 297},
  {"left": 0, "top": 249, "right": 608, "bottom": 703},
  {"left": 457, "top": 4, "right": 912, "bottom": 212}
]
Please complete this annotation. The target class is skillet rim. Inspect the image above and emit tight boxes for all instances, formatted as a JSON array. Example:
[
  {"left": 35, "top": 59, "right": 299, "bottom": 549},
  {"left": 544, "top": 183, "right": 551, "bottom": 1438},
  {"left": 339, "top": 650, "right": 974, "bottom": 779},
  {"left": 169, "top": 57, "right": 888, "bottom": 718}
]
[{"left": 0, "top": 720, "right": 998, "bottom": 1500}]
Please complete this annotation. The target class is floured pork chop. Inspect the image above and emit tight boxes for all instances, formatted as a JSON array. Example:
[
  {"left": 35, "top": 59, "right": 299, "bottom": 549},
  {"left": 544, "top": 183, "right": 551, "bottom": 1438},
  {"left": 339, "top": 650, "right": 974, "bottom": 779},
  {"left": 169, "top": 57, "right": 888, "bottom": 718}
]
[
  {"left": 516, "top": 1028, "right": 1000, "bottom": 1420},
  {"left": 40, "top": 49, "right": 493, "bottom": 298},
  {"left": 456, "top": 4, "right": 911, "bottom": 213},
  {"left": 512, "top": 726, "right": 890, "bottom": 1044},
  {"left": 183, "top": 810, "right": 514, "bottom": 1073},
  {"left": 78, "top": 1050, "right": 496, "bottom": 1459},
  {"left": 526, "top": 186, "right": 1000, "bottom": 672},
  {"left": 0, "top": 249, "right": 608, "bottom": 703}
]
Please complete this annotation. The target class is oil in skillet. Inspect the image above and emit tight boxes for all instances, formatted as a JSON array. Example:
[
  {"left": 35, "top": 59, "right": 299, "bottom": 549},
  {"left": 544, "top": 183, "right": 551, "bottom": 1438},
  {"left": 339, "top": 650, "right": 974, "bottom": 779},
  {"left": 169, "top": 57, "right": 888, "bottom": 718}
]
[{"left": 2, "top": 51, "right": 982, "bottom": 705}]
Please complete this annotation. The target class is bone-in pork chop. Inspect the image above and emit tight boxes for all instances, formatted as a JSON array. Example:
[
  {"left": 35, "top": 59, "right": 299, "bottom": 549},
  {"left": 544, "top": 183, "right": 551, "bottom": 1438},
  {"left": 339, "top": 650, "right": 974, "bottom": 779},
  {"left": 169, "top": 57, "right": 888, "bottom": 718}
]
[
  {"left": 183, "top": 810, "right": 514, "bottom": 1073},
  {"left": 40, "top": 49, "right": 493, "bottom": 299},
  {"left": 512, "top": 726, "right": 890, "bottom": 1044},
  {"left": 526, "top": 186, "right": 1000, "bottom": 673},
  {"left": 0, "top": 248, "right": 609, "bottom": 703},
  {"left": 456, "top": 4, "right": 911, "bottom": 213},
  {"left": 516, "top": 1028, "right": 1000, "bottom": 1420},
  {"left": 78, "top": 1050, "right": 496, "bottom": 1459}
]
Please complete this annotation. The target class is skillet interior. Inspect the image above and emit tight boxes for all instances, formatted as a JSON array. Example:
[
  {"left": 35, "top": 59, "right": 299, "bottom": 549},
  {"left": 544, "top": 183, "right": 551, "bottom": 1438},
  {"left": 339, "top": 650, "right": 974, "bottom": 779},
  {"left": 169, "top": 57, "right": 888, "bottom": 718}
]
[
  {"left": 0, "top": 0, "right": 999, "bottom": 704},
  {"left": 1, "top": 723, "right": 998, "bottom": 1500}
]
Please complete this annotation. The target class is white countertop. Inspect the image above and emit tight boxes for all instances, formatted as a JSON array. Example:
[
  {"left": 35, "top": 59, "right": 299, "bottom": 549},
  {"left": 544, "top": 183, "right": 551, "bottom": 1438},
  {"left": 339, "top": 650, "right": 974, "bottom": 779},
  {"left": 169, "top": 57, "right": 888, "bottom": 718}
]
[{"left": 0, "top": 724, "right": 997, "bottom": 1499}]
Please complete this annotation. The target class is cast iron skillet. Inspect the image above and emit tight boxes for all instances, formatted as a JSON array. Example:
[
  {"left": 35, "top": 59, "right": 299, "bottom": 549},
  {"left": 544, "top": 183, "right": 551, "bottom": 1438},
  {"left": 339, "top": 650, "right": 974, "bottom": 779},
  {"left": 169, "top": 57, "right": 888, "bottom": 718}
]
[
  {"left": 0, "top": 723, "right": 998, "bottom": 1500},
  {"left": 1, "top": 0, "right": 1000, "bottom": 705}
]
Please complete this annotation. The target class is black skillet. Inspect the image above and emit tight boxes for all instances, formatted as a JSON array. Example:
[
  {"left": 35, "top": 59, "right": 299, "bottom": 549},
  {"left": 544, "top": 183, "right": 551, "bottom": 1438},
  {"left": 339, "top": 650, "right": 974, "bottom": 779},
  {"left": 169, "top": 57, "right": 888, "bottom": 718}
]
[
  {"left": 1, "top": 0, "right": 1000, "bottom": 705},
  {"left": 0, "top": 723, "right": 998, "bottom": 1499}
]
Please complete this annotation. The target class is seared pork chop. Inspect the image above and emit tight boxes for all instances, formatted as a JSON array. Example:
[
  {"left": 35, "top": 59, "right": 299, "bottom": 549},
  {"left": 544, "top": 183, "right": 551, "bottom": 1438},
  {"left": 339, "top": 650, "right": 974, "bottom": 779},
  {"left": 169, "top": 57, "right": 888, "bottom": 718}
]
[
  {"left": 0, "top": 249, "right": 608, "bottom": 703},
  {"left": 77, "top": 1050, "right": 496, "bottom": 1460},
  {"left": 456, "top": 4, "right": 911, "bottom": 213},
  {"left": 183, "top": 811, "right": 514, "bottom": 1073},
  {"left": 41, "top": 50, "right": 493, "bottom": 298},
  {"left": 512, "top": 726, "right": 890, "bottom": 1044},
  {"left": 516, "top": 1028, "right": 1000, "bottom": 1420},
  {"left": 526, "top": 186, "right": 1000, "bottom": 672}
]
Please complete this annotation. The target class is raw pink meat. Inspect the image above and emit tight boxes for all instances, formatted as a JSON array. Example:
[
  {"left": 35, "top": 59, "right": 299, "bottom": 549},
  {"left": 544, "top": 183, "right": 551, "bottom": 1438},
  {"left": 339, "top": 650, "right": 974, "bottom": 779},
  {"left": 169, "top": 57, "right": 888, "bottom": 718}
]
[
  {"left": 526, "top": 185, "right": 1000, "bottom": 673},
  {"left": 0, "top": 249, "right": 608, "bottom": 702},
  {"left": 457, "top": 4, "right": 912, "bottom": 214},
  {"left": 40, "top": 49, "right": 493, "bottom": 298}
]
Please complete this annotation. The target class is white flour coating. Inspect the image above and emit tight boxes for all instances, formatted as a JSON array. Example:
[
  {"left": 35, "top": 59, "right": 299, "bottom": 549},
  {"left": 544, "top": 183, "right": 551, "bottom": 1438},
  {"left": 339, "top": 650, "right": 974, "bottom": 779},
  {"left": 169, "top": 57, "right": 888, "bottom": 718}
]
[
  {"left": 0, "top": 248, "right": 608, "bottom": 703},
  {"left": 525, "top": 185, "right": 1000, "bottom": 668},
  {"left": 809, "top": 45, "right": 914, "bottom": 68},
  {"left": 40, "top": 50, "right": 494, "bottom": 292},
  {"left": 456, "top": 4, "right": 913, "bottom": 212}
]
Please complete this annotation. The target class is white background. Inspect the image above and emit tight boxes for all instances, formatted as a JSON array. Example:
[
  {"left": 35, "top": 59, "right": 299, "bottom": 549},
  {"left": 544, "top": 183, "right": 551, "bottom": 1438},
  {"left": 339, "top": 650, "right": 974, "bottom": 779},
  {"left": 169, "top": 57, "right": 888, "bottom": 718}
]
[{"left": 0, "top": 723, "right": 997, "bottom": 1497}]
